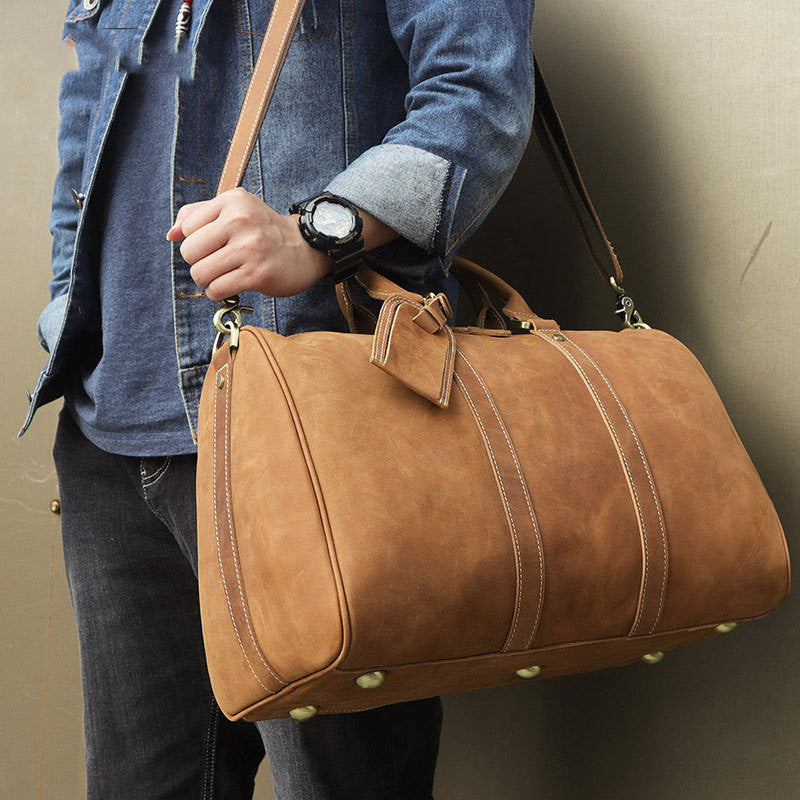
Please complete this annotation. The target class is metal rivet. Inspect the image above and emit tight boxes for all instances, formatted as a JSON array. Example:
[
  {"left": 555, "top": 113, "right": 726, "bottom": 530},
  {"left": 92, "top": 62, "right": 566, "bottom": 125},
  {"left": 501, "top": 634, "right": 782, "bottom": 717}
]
[
  {"left": 552, "top": 333, "right": 566, "bottom": 341},
  {"left": 289, "top": 705, "right": 318, "bottom": 721},
  {"left": 216, "top": 373, "right": 225, "bottom": 389},
  {"left": 355, "top": 670, "right": 387, "bottom": 690},
  {"left": 715, "top": 622, "right": 738, "bottom": 634},
  {"left": 50, "top": 499, "right": 61, "bottom": 514},
  {"left": 70, "top": 188, "right": 86, "bottom": 208},
  {"left": 82, "top": 0, "right": 100, "bottom": 10},
  {"left": 515, "top": 665, "right": 542, "bottom": 679},
  {"left": 641, "top": 651, "right": 664, "bottom": 664}
]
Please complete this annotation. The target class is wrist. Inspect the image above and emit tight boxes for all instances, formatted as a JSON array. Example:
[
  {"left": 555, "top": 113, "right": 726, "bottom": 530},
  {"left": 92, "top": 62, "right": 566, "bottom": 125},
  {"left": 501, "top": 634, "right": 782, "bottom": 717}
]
[{"left": 287, "top": 213, "right": 333, "bottom": 279}]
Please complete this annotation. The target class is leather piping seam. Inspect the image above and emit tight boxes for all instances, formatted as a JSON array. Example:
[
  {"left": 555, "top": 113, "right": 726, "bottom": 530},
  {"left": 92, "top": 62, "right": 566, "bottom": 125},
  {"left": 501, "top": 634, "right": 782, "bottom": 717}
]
[
  {"left": 220, "top": 360, "right": 285, "bottom": 684},
  {"left": 213, "top": 361, "right": 283, "bottom": 692},
  {"left": 453, "top": 370, "right": 524, "bottom": 652},
  {"left": 534, "top": 333, "right": 653, "bottom": 637},
  {"left": 458, "top": 352, "right": 545, "bottom": 647},
  {"left": 250, "top": 331, "right": 353, "bottom": 667},
  {"left": 563, "top": 334, "right": 669, "bottom": 634}
]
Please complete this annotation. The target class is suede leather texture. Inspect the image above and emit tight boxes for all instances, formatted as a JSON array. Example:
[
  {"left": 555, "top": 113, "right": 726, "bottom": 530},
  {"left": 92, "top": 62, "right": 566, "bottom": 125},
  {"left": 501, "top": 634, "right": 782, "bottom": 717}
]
[{"left": 195, "top": 265, "right": 790, "bottom": 722}]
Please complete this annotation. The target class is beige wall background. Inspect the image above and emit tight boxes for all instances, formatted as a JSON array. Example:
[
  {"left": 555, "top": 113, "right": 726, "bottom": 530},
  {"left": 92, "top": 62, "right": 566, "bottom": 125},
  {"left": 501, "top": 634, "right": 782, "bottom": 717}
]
[{"left": 2, "top": 0, "right": 798, "bottom": 797}]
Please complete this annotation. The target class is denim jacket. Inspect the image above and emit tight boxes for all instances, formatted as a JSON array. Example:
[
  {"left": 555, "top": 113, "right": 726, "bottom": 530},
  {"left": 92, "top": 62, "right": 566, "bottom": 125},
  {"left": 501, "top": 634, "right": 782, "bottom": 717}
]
[{"left": 18, "top": 0, "right": 536, "bottom": 441}]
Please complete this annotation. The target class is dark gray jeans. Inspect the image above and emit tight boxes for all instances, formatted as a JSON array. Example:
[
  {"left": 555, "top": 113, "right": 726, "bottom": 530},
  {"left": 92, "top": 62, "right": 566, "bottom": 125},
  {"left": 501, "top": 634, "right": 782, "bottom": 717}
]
[{"left": 51, "top": 401, "right": 442, "bottom": 799}]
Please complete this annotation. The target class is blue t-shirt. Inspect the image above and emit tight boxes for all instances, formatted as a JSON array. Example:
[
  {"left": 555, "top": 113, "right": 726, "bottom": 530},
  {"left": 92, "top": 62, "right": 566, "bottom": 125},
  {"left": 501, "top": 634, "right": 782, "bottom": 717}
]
[{"left": 64, "top": 0, "right": 197, "bottom": 456}]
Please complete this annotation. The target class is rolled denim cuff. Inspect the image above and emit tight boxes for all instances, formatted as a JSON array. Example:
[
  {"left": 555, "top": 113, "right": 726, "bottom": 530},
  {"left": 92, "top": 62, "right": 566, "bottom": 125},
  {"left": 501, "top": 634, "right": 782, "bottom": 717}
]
[
  {"left": 36, "top": 292, "right": 69, "bottom": 355},
  {"left": 324, "top": 142, "right": 466, "bottom": 282}
]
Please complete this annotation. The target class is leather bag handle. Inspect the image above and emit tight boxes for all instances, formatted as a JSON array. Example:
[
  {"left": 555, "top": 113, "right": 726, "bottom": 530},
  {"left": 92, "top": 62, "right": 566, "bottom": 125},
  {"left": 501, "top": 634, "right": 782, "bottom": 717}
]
[{"left": 214, "top": 0, "right": 627, "bottom": 322}]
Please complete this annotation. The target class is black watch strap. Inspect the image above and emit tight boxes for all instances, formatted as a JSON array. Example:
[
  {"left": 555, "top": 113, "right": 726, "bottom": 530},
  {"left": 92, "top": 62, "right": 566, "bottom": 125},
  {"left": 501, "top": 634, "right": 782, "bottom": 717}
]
[{"left": 328, "top": 240, "right": 365, "bottom": 283}]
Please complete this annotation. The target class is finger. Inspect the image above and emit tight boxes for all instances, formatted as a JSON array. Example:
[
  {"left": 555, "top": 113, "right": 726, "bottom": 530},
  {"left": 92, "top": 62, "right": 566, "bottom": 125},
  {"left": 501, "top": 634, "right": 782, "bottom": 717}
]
[
  {"left": 204, "top": 266, "right": 254, "bottom": 302},
  {"left": 166, "top": 200, "right": 204, "bottom": 239},
  {"left": 188, "top": 241, "right": 243, "bottom": 289},
  {"left": 178, "top": 216, "right": 230, "bottom": 266},
  {"left": 167, "top": 197, "right": 223, "bottom": 240}
]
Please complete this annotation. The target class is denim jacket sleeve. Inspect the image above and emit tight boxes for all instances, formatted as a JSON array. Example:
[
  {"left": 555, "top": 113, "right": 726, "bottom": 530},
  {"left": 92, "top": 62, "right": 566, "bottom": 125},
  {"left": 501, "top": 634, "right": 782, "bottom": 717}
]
[{"left": 324, "top": 0, "right": 536, "bottom": 282}]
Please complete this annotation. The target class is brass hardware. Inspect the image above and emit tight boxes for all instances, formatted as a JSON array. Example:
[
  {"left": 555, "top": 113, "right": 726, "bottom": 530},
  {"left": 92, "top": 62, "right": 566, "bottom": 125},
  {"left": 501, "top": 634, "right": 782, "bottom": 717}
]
[
  {"left": 420, "top": 292, "right": 454, "bottom": 323},
  {"left": 355, "top": 670, "right": 387, "bottom": 689},
  {"left": 507, "top": 318, "right": 533, "bottom": 333},
  {"left": 641, "top": 651, "right": 664, "bottom": 664},
  {"left": 289, "top": 705, "right": 319, "bottom": 721},
  {"left": 552, "top": 333, "right": 566, "bottom": 341},
  {"left": 715, "top": 622, "right": 738, "bottom": 634},
  {"left": 610, "top": 277, "right": 651, "bottom": 330},
  {"left": 216, "top": 373, "right": 225, "bottom": 389},
  {"left": 49, "top": 499, "right": 61, "bottom": 514},
  {"left": 212, "top": 297, "right": 254, "bottom": 354},
  {"left": 515, "top": 665, "right": 542, "bottom": 679}
]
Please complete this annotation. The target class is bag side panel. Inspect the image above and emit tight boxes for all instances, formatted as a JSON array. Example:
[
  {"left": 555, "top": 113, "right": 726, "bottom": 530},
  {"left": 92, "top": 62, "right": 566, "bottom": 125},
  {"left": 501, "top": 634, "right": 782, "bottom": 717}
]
[
  {"left": 196, "top": 336, "right": 344, "bottom": 719},
  {"left": 229, "top": 333, "right": 345, "bottom": 679},
  {"left": 562, "top": 328, "right": 790, "bottom": 630}
]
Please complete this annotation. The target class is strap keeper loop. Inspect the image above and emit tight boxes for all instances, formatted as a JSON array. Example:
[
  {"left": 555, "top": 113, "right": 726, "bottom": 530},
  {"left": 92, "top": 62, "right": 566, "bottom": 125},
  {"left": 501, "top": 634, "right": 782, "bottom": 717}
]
[{"left": 413, "top": 292, "right": 453, "bottom": 334}]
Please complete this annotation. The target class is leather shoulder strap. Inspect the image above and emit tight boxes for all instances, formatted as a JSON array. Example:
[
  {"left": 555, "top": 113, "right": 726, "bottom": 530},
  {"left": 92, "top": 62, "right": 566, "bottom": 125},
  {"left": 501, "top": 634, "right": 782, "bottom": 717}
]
[
  {"left": 215, "top": 0, "right": 305, "bottom": 195},
  {"left": 216, "top": 0, "right": 624, "bottom": 288}
]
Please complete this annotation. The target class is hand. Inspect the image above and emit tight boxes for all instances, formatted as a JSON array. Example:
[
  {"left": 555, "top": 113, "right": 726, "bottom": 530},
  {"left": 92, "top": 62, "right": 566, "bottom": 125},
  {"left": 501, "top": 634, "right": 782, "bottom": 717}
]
[{"left": 166, "top": 187, "right": 332, "bottom": 300}]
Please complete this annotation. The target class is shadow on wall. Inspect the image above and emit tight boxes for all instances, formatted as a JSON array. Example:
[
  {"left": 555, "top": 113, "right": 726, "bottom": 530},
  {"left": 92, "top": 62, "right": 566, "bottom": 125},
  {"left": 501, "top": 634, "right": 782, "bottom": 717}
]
[{"left": 442, "top": 19, "right": 798, "bottom": 800}]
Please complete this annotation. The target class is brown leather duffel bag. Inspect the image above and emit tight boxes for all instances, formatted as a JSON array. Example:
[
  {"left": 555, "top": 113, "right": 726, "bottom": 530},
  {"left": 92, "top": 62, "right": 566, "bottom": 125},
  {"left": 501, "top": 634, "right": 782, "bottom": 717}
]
[{"left": 195, "top": 0, "right": 790, "bottom": 722}]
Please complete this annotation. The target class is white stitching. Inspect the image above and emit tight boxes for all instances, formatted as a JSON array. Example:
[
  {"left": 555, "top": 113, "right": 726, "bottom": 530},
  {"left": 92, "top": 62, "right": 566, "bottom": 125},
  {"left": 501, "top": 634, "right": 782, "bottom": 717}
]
[
  {"left": 439, "top": 327, "right": 455, "bottom": 405},
  {"left": 371, "top": 297, "right": 404, "bottom": 364},
  {"left": 374, "top": 296, "right": 415, "bottom": 361},
  {"left": 372, "top": 297, "right": 455, "bottom": 405},
  {"left": 221, "top": 363, "right": 284, "bottom": 683},
  {"left": 562, "top": 335, "right": 669, "bottom": 634},
  {"left": 536, "top": 333, "right": 653, "bottom": 636},
  {"left": 140, "top": 454, "right": 172, "bottom": 487},
  {"left": 219, "top": 0, "right": 303, "bottom": 190},
  {"left": 454, "top": 371, "right": 523, "bottom": 651},
  {"left": 458, "top": 352, "right": 545, "bottom": 647},
  {"left": 354, "top": 274, "right": 397, "bottom": 299},
  {"left": 213, "top": 363, "right": 274, "bottom": 693}
]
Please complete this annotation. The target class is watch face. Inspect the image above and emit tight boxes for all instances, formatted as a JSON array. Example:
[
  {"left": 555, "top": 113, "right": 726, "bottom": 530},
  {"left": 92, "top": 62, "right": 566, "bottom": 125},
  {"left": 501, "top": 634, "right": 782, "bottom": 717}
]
[{"left": 311, "top": 200, "right": 356, "bottom": 239}]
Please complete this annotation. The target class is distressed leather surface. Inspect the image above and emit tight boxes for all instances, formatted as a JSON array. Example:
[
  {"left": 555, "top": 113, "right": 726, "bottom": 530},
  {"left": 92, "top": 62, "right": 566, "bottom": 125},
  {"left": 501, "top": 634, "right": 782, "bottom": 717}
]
[
  {"left": 197, "top": 0, "right": 790, "bottom": 723},
  {"left": 196, "top": 284, "right": 790, "bottom": 721}
]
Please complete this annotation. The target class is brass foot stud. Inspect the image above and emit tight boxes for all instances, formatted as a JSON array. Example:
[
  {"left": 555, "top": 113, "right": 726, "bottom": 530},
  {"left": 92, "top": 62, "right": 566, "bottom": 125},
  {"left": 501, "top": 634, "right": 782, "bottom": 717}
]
[
  {"left": 641, "top": 651, "right": 664, "bottom": 664},
  {"left": 715, "top": 622, "right": 738, "bottom": 634},
  {"left": 289, "top": 705, "right": 318, "bottom": 721},
  {"left": 355, "top": 670, "right": 387, "bottom": 689},
  {"left": 515, "top": 666, "right": 542, "bottom": 679}
]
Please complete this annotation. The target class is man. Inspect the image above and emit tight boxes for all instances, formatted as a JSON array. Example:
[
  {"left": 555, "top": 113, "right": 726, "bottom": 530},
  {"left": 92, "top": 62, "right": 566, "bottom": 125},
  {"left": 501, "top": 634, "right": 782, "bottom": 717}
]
[{"left": 21, "top": 0, "right": 537, "bottom": 796}]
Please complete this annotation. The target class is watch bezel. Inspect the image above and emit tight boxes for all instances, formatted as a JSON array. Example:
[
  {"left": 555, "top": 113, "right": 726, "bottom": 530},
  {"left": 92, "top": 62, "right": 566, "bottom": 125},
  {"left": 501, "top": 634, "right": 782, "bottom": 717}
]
[{"left": 292, "top": 193, "right": 364, "bottom": 250}]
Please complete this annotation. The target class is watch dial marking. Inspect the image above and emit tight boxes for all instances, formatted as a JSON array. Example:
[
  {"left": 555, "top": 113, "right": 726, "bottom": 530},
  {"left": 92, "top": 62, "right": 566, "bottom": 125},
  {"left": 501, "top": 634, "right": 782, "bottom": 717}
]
[{"left": 312, "top": 200, "right": 356, "bottom": 238}]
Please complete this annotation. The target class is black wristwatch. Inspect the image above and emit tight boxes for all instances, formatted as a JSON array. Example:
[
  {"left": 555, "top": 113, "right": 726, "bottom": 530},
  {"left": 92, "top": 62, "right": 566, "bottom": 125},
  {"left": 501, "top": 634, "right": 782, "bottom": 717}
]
[{"left": 289, "top": 193, "right": 365, "bottom": 283}]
